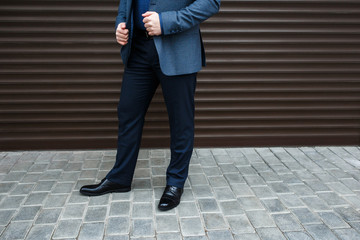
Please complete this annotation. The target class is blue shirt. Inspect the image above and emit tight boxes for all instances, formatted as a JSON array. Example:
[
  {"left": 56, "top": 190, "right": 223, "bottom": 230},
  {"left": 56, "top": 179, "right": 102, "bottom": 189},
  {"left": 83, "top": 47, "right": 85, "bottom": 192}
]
[{"left": 133, "top": 0, "right": 164, "bottom": 33}]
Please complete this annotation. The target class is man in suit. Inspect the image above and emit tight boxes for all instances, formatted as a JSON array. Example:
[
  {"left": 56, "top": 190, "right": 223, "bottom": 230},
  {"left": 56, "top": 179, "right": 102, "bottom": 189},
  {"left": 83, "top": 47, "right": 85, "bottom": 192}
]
[{"left": 80, "top": 0, "right": 220, "bottom": 211}]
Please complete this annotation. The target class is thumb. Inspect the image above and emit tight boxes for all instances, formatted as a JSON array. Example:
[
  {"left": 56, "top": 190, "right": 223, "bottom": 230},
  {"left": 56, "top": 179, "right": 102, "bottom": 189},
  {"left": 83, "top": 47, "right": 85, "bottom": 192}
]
[
  {"left": 142, "top": 11, "right": 155, "bottom": 17},
  {"left": 119, "top": 22, "right": 126, "bottom": 29}
]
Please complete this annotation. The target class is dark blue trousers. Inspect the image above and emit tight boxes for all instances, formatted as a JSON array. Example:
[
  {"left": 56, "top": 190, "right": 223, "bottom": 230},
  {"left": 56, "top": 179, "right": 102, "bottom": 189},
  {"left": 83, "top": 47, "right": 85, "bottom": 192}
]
[{"left": 106, "top": 31, "right": 197, "bottom": 188}]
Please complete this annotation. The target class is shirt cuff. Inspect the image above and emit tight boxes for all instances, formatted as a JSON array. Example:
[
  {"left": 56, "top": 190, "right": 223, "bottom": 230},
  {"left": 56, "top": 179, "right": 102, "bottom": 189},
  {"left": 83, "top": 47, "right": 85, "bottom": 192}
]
[{"left": 159, "top": 12, "right": 164, "bottom": 35}]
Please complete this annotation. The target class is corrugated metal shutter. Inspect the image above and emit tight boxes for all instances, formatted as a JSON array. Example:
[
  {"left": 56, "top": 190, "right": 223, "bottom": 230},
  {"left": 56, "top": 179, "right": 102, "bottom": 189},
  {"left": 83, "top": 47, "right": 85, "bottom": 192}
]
[{"left": 1, "top": 0, "right": 359, "bottom": 150}]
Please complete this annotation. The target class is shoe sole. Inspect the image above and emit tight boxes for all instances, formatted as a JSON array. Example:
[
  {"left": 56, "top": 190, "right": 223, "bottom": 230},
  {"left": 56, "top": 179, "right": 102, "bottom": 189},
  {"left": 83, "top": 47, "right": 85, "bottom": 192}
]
[
  {"left": 80, "top": 187, "right": 131, "bottom": 196},
  {"left": 158, "top": 202, "right": 180, "bottom": 211}
]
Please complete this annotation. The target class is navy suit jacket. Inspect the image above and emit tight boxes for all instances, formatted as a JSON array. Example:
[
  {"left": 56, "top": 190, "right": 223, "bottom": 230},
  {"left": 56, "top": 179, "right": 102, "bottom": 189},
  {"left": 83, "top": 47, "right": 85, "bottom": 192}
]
[{"left": 115, "top": 0, "right": 221, "bottom": 76}]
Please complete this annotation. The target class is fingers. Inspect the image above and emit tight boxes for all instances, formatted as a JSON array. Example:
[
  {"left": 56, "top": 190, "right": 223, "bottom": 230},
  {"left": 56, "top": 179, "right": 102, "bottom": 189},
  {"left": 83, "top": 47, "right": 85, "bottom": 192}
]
[
  {"left": 116, "top": 22, "right": 128, "bottom": 45},
  {"left": 119, "top": 22, "right": 126, "bottom": 29},
  {"left": 142, "top": 11, "right": 154, "bottom": 17}
]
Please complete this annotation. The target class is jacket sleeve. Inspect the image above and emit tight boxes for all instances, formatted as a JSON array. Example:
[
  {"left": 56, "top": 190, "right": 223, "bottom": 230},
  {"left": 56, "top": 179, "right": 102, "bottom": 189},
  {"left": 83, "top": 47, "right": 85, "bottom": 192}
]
[
  {"left": 115, "top": 0, "right": 127, "bottom": 31},
  {"left": 160, "top": 0, "right": 220, "bottom": 35}
]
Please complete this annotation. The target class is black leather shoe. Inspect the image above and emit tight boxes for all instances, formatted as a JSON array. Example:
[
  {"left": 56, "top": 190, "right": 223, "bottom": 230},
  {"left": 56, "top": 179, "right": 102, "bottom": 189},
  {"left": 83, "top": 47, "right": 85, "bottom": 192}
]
[
  {"left": 80, "top": 178, "right": 131, "bottom": 196},
  {"left": 158, "top": 185, "right": 183, "bottom": 211}
]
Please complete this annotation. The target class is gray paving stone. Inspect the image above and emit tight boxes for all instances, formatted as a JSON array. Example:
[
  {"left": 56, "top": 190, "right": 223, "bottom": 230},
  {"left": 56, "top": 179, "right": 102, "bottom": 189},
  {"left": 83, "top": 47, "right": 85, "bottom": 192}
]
[
  {"left": 278, "top": 194, "right": 305, "bottom": 208},
  {"left": 68, "top": 191, "right": 89, "bottom": 203},
  {"left": 270, "top": 164, "right": 292, "bottom": 175},
  {"left": 192, "top": 185, "right": 214, "bottom": 198},
  {"left": 251, "top": 186, "right": 277, "bottom": 199},
  {"left": 335, "top": 228, "right": 360, "bottom": 240},
  {"left": 133, "top": 190, "right": 152, "bottom": 203},
  {"left": 344, "top": 195, "right": 360, "bottom": 210},
  {"left": 304, "top": 224, "right": 339, "bottom": 240},
  {"left": 238, "top": 196, "right": 265, "bottom": 210},
  {"left": 198, "top": 198, "right": 220, "bottom": 212},
  {"left": 0, "top": 195, "right": 26, "bottom": 209},
  {"left": 202, "top": 167, "right": 222, "bottom": 176},
  {"left": 327, "top": 182, "right": 355, "bottom": 195},
  {"left": 202, "top": 213, "right": 228, "bottom": 230},
  {"left": 52, "top": 219, "right": 82, "bottom": 239},
  {"left": 88, "top": 194, "right": 110, "bottom": 206},
  {"left": 213, "top": 187, "right": 236, "bottom": 200},
  {"left": 284, "top": 231, "right": 313, "bottom": 240},
  {"left": 230, "top": 183, "right": 254, "bottom": 197},
  {"left": 112, "top": 191, "right": 131, "bottom": 201},
  {"left": 33, "top": 180, "right": 56, "bottom": 192},
  {"left": 10, "top": 183, "right": 35, "bottom": 195},
  {"left": 23, "top": 192, "right": 48, "bottom": 205},
  {"left": 304, "top": 179, "right": 331, "bottom": 192},
  {"left": 13, "top": 206, "right": 41, "bottom": 221},
  {"left": 278, "top": 175, "right": 302, "bottom": 185},
  {"left": 334, "top": 206, "right": 360, "bottom": 221},
  {"left": 207, "top": 230, "right": 234, "bottom": 240},
  {"left": 181, "top": 188, "right": 195, "bottom": 201},
  {"left": 78, "top": 222, "right": 105, "bottom": 240},
  {"left": 233, "top": 233, "right": 260, "bottom": 240},
  {"left": 3, "top": 171, "right": 26, "bottom": 182},
  {"left": 224, "top": 173, "right": 245, "bottom": 184},
  {"left": 261, "top": 198, "right": 287, "bottom": 213},
  {"left": 62, "top": 204, "right": 86, "bottom": 219},
  {"left": 207, "top": 176, "right": 228, "bottom": 187},
  {"left": 252, "top": 162, "right": 272, "bottom": 172},
  {"left": 25, "top": 224, "right": 55, "bottom": 240},
  {"left": 243, "top": 175, "right": 266, "bottom": 186},
  {"left": 0, "top": 221, "right": 32, "bottom": 240},
  {"left": 110, "top": 201, "right": 130, "bottom": 216},
  {"left": 35, "top": 208, "right": 62, "bottom": 224},
  {"left": 291, "top": 208, "right": 322, "bottom": 225},
  {"left": 184, "top": 236, "right": 208, "bottom": 240},
  {"left": 155, "top": 215, "right": 180, "bottom": 232},
  {"left": 189, "top": 165, "right": 203, "bottom": 174},
  {"left": 51, "top": 182, "right": 74, "bottom": 193},
  {"left": 246, "top": 210, "right": 276, "bottom": 228},
  {"left": 219, "top": 200, "right": 244, "bottom": 215},
  {"left": 132, "top": 179, "right": 152, "bottom": 189},
  {"left": 179, "top": 217, "right": 205, "bottom": 236},
  {"left": 189, "top": 174, "right": 208, "bottom": 186},
  {"left": 43, "top": 194, "right": 68, "bottom": 208},
  {"left": 288, "top": 184, "right": 315, "bottom": 197},
  {"left": 272, "top": 213, "right": 303, "bottom": 231},
  {"left": 156, "top": 233, "right": 182, "bottom": 240},
  {"left": 21, "top": 173, "right": 42, "bottom": 183},
  {"left": 318, "top": 211, "right": 350, "bottom": 229},
  {"left": 132, "top": 203, "right": 153, "bottom": 218},
  {"left": 237, "top": 166, "right": 257, "bottom": 175},
  {"left": 317, "top": 192, "right": 349, "bottom": 206},
  {"left": 259, "top": 171, "right": 281, "bottom": 182},
  {"left": 178, "top": 201, "right": 199, "bottom": 217},
  {"left": 301, "top": 196, "right": 331, "bottom": 211},
  {"left": 226, "top": 215, "right": 254, "bottom": 234},
  {"left": 268, "top": 182, "right": 292, "bottom": 194},
  {"left": 198, "top": 157, "right": 217, "bottom": 167},
  {"left": 219, "top": 164, "right": 239, "bottom": 174},
  {"left": 341, "top": 178, "right": 360, "bottom": 191},
  {"left": 84, "top": 206, "right": 107, "bottom": 222},
  {"left": 256, "top": 227, "right": 286, "bottom": 240},
  {"left": 0, "top": 210, "right": 16, "bottom": 225},
  {"left": 0, "top": 182, "right": 16, "bottom": 194},
  {"left": 106, "top": 217, "right": 130, "bottom": 235},
  {"left": 314, "top": 172, "right": 338, "bottom": 183},
  {"left": 131, "top": 219, "right": 155, "bottom": 237}
]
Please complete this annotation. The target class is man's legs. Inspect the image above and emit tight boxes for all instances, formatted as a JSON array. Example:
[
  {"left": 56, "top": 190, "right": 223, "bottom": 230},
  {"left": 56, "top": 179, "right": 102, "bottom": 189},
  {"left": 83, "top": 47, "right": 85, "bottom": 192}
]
[
  {"left": 155, "top": 68, "right": 197, "bottom": 188},
  {"left": 106, "top": 37, "right": 160, "bottom": 186}
]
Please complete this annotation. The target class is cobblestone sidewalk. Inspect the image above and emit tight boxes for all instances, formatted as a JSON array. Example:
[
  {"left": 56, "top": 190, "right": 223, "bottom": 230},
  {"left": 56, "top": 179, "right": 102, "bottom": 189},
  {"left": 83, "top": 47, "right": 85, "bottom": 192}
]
[{"left": 1, "top": 147, "right": 360, "bottom": 240}]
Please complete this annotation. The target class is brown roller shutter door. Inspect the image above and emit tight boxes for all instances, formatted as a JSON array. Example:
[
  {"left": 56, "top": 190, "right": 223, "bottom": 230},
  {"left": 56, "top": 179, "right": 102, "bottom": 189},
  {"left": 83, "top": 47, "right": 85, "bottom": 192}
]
[{"left": 0, "top": 0, "right": 359, "bottom": 150}]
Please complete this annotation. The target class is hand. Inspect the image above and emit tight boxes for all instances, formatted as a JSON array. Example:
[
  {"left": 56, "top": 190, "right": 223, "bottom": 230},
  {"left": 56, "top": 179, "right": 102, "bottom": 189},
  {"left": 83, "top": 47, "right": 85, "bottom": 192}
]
[
  {"left": 116, "top": 22, "right": 129, "bottom": 45},
  {"left": 142, "top": 11, "right": 162, "bottom": 36}
]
